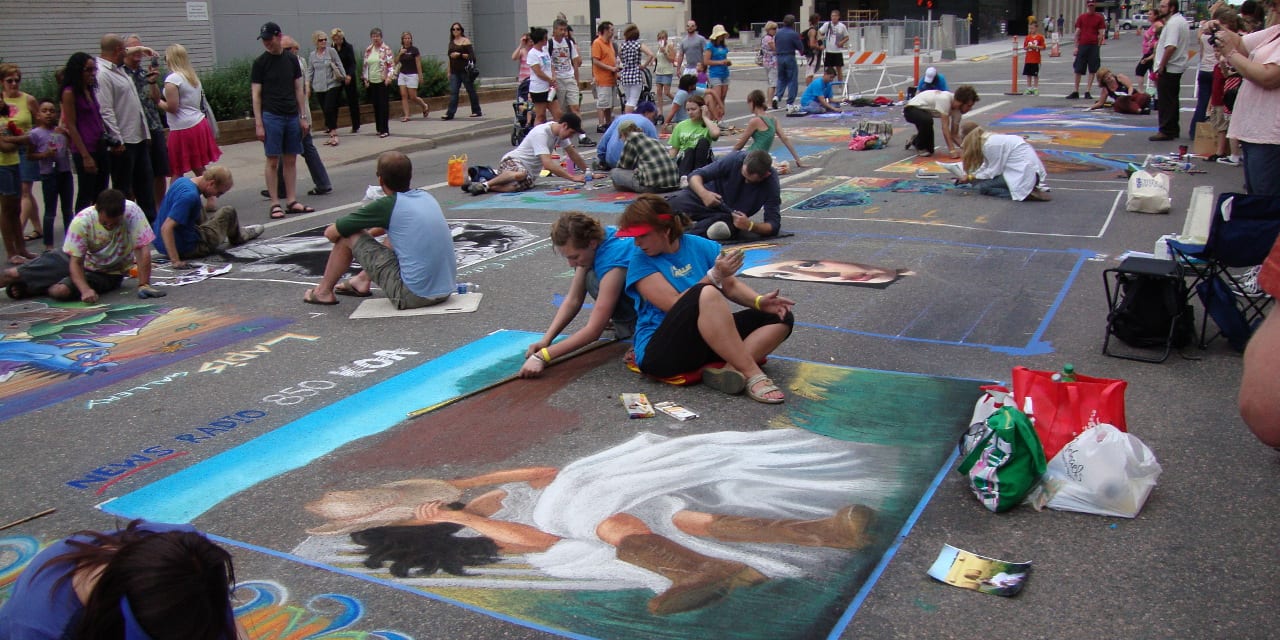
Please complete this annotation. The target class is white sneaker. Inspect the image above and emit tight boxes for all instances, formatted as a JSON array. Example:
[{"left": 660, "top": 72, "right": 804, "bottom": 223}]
[
  {"left": 1217, "top": 156, "right": 1241, "bottom": 167},
  {"left": 1231, "top": 266, "right": 1265, "bottom": 297},
  {"left": 707, "top": 221, "right": 732, "bottom": 240},
  {"left": 239, "top": 224, "right": 264, "bottom": 243}
]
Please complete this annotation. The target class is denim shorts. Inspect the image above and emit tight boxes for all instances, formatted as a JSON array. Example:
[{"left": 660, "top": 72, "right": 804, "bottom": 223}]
[
  {"left": 655, "top": 73, "right": 673, "bottom": 86},
  {"left": 17, "top": 149, "right": 39, "bottom": 183},
  {"left": 708, "top": 76, "right": 729, "bottom": 87},
  {"left": 261, "top": 111, "right": 303, "bottom": 157},
  {"left": 0, "top": 164, "right": 18, "bottom": 196}
]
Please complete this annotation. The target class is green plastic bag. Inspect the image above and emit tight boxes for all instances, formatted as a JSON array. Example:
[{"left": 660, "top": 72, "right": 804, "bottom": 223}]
[{"left": 957, "top": 406, "right": 1048, "bottom": 513}]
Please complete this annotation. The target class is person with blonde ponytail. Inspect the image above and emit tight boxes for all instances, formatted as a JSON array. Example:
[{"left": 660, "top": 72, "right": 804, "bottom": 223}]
[
  {"left": 160, "top": 44, "right": 221, "bottom": 180},
  {"left": 954, "top": 122, "right": 1051, "bottom": 202}
]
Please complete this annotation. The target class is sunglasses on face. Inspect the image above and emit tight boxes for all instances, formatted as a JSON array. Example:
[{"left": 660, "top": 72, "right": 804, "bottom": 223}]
[
  {"left": 2, "top": 78, "right": 19, "bottom": 84},
  {"left": 318, "top": 38, "right": 327, "bottom": 42}
]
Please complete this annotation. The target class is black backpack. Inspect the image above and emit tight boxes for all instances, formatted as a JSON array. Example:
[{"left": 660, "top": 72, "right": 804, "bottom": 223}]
[
  {"left": 803, "top": 27, "right": 818, "bottom": 57},
  {"left": 1108, "top": 272, "right": 1194, "bottom": 349}
]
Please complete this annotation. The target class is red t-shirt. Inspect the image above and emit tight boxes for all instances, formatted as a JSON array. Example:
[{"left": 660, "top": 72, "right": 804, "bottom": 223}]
[
  {"left": 1075, "top": 12, "right": 1106, "bottom": 46},
  {"left": 1024, "top": 34, "right": 1045, "bottom": 64}
]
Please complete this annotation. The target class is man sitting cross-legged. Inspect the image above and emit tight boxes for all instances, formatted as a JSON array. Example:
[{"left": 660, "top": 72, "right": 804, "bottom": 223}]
[
  {"left": 611, "top": 121, "right": 681, "bottom": 194},
  {"left": 666, "top": 149, "right": 781, "bottom": 241},
  {"left": 464, "top": 113, "right": 590, "bottom": 195},
  {"left": 303, "top": 151, "right": 456, "bottom": 308},
  {"left": 152, "top": 166, "right": 263, "bottom": 269},
  {"left": 1, "top": 189, "right": 163, "bottom": 301}
]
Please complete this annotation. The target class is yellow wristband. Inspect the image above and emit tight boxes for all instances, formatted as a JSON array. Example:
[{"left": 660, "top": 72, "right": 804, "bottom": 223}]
[
  {"left": 540, "top": 348, "right": 552, "bottom": 363},
  {"left": 748, "top": 221, "right": 755, "bottom": 232},
  {"left": 753, "top": 294, "right": 763, "bottom": 310}
]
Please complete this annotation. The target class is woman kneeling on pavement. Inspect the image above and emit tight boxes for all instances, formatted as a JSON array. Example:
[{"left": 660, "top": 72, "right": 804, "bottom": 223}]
[
  {"left": 519, "top": 212, "right": 638, "bottom": 378},
  {"left": 618, "top": 194, "right": 794, "bottom": 403},
  {"left": 954, "top": 122, "right": 1052, "bottom": 202}
]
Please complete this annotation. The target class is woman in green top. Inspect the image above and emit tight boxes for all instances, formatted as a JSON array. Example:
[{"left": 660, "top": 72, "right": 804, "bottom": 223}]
[
  {"left": 668, "top": 95, "right": 720, "bottom": 175},
  {"left": 732, "top": 89, "right": 804, "bottom": 167}
]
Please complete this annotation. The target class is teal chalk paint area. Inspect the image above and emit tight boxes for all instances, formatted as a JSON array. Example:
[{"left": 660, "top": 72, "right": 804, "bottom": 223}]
[{"left": 101, "top": 330, "right": 540, "bottom": 523}]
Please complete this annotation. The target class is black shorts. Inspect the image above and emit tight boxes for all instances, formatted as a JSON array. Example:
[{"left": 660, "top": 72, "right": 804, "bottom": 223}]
[
  {"left": 1022, "top": 62, "right": 1040, "bottom": 77},
  {"left": 530, "top": 90, "right": 550, "bottom": 104},
  {"left": 1134, "top": 59, "right": 1153, "bottom": 77},
  {"left": 639, "top": 283, "right": 794, "bottom": 377},
  {"left": 148, "top": 129, "right": 170, "bottom": 177},
  {"left": 824, "top": 52, "right": 844, "bottom": 68},
  {"left": 1073, "top": 44, "right": 1101, "bottom": 75}
]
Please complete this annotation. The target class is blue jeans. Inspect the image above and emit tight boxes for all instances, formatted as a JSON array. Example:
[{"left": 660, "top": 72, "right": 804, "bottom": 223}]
[
  {"left": 777, "top": 55, "right": 799, "bottom": 105},
  {"left": 447, "top": 72, "right": 481, "bottom": 117},
  {"left": 1189, "top": 70, "right": 1213, "bottom": 139},
  {"left": 40, "top": 172, "right": 74, "bottom": 242},
  {"left": 1241, "top": 141, "right": 1280, "bottom": 196},
  {"left": 973, "top": 175, "right": 1012, "bottom": 199}
]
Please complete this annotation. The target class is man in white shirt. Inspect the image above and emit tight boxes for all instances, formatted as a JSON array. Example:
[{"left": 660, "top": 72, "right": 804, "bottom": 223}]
[
  {"left": 1150, "top": 0, "right": 1192, "bottom": 141},
  {"left": 549, "top": 18, "right": 594, "bottom": 146},
  {"left": 817, "top": 10, "right": 850, "bottom": 83},
  {"left": 465, "top": 113, "right": 590, "bottom": 194},
  {"left": 96, "top": 34, "right": 156, "bottom": 221}
]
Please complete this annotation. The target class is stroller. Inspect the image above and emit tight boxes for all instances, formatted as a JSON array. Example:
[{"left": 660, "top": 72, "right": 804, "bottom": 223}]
[
  {"left": 616, "top": 67, "right": 657, "bottom": 118},
  {"left": 511, "top": 89, "right": 535, "bottom": 146}
]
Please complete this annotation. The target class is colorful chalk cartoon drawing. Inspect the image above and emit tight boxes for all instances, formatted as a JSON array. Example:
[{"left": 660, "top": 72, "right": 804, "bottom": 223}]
[
  {"left": 0, "top": 535, "right": 413, "bottom": 639},
  {"left": 988, "top": 107, "right": 1158, "bottom": 131},
  {"left": 794, "top": 177, "right": 958, "bottom": 210},
  {"left": 876, "top": 151, "right": 1144, "bottom": 175},
  {"left": 454, "top": 189, "right": 642, "bottom": 215},
  {"left": 1000, "top": 129, "right": 1113, "bottom": 149},
  {"left": 0, "top": 301, "right": 289, "bottom": 423},
  {"left": 104, "top": 331, "right": 984, "bottom": 640}
]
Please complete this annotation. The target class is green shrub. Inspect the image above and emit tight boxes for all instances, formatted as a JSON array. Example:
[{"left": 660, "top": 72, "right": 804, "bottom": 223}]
[
  {"left": 200, "top": 57, "right": 255, "bottom": 122},
  {"left": 21, "top": 68, "right": 61, "bottom": 104},
  {"left": 417, "top": 57, "right": 449, "bottom": 98}
]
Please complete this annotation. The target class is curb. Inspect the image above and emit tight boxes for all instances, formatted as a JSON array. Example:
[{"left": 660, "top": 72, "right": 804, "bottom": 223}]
[{"left": 324, "top": 120, "right": 517, "bottom": 169}]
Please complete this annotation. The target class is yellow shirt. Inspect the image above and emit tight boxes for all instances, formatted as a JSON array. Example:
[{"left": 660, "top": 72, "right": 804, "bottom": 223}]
[{"left": 0, "top": 94, "right": 31, "bottom": 166}]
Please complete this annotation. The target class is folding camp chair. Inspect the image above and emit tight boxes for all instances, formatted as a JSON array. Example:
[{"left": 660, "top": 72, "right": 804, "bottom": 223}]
[{"left": 1168, "top": 192, "right": 1280, "bottom": 351}]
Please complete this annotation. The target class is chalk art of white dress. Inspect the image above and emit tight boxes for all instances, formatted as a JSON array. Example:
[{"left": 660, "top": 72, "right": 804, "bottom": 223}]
[{"left": 490, "top": 429, "right": 902, "bottom": 593}]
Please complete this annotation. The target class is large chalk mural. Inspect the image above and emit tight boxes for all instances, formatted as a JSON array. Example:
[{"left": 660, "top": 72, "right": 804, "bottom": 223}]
[
  {"left": 0, "top": 301, "right": 289, "bottom": 423},
  {"left": 103, "top": 331, "right": 982, "bottom": 639},
  {"left": 0, "top": 535, "right": 413, "bottom": 639},
  {"left": 220, "top": 222, "right": 541, "bottom": 278},
  {"left": 876, "top": 151, "right": 1145, "bottom": 176}
]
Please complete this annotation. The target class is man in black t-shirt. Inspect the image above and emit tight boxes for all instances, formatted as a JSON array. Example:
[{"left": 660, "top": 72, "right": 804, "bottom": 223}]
[{"left": 251, "top": 21, "right": 313, "bottom": 219}]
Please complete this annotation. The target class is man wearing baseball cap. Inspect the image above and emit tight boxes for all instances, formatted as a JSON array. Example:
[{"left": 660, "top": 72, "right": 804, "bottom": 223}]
[
  {"left": 1067, "top": 1, "right": 1107, "bottom": 100},
  {"left": 251, "top": 21, "right": 314, "bottom": 219}
]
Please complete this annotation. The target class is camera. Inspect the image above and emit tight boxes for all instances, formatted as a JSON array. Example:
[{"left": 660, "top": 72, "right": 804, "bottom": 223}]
[{"left": 1208, "top": 25, "right": 1221, "bottom": 47}]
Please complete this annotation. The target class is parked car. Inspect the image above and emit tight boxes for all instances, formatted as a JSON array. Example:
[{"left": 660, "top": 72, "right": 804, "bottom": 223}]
[{"left": 1119, "top": 16, "right": 1151, "bottom": 29}]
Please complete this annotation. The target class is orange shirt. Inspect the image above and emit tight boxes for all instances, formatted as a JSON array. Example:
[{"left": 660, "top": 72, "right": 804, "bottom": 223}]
[
  {"left": 1024, "top": 34, "right": 1045, "bottom": 64},
  {"left": 592, "top": 36, "right": 616, "bottom": 87}
]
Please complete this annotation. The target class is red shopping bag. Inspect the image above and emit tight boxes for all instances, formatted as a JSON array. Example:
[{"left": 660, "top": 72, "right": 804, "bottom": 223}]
[{"left": 1011, "top": 366, "right": 1127, "bottom": 460}]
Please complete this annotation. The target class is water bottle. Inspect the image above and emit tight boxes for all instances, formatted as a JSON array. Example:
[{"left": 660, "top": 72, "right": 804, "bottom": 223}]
[
  {"left": 456, "top": 282, "right": 478, "bottom": 294},
  {"left": 583, "top": 172, "right": 593, "bottom": 190},
  {"left": 1060, "top": 363, "right": 1076, "bottom": 383}
]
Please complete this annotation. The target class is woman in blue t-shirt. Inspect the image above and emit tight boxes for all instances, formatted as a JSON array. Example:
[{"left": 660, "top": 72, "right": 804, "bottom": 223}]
[
  {"left": 0, "top": 519, "right": 243, "bottom": 640},
  {"left": 520, "top": 212, "right": 639, "bottom": 377},
  {"left": 618, "top": 194, "right": 793, "bottom": 403},
  {"left": 702, "top": 25, "right": 733, "bottom": 124}
]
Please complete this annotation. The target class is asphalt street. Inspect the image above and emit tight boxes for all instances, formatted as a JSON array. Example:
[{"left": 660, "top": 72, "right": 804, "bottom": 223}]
[{"left": 4, "top": 33, "right": 1277, "bottom": 639}]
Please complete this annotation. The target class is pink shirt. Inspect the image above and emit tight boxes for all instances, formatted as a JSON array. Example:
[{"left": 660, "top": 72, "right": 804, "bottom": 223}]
[{"left": 1227, "top": 25, "right": 1280, "bottom": 145}]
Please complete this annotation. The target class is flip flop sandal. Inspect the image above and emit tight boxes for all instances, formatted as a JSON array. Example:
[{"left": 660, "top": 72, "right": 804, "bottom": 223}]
[
  {"left": 286, "top": 201, "right": 316, "bottom": 214},
  {"left": 400, "top": 117, "right": 411, "bottom": 122},
  {"left": 334, "top": 281, "right": 372, "bottom": 297},
  {"left": 303, "top": 288, "right": 340, "bottom": 305},
  {"left": 6, "top": 283, "right": 30, "bottom": 300},
  {"left": 701, "top": 366, "right": 746, "bottom": 395},
  {"left": 745, "top": 373, "right": 784, "bottom": 404},
  {"left": 269, "top": 204, "right": 287, "bottom": 220},
  {"left": 23, "top": 231, "right": 42, "bottom": 241}
]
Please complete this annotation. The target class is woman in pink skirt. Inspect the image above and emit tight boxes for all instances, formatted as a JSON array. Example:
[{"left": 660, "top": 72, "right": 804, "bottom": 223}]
[{"left": 159, "top": 44, "right": 222, "bottom": 205}]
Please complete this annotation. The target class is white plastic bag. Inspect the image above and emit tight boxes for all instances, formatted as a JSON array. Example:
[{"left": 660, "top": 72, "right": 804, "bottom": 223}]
[
  {"left": 961, "top": 386, "right": 1013, "bottom": 457},
  {"left": 1039, "top": 424, "right": 1162, "bottom": 518},
  {"left": 1126, "top": 170, "right": 1171, "bottom": 214}
]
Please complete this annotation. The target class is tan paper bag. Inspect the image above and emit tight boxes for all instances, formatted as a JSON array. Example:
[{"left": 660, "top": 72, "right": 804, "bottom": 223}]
[{"left": 1193, "top": 122, "right": 1217, "bottom": 157}]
